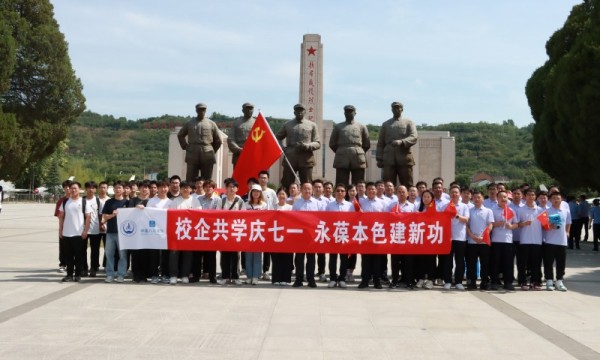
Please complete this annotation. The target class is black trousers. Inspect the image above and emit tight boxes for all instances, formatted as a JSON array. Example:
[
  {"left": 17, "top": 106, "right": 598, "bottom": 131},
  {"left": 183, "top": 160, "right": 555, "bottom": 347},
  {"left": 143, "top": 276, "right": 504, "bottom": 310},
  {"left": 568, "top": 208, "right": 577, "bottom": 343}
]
[
  {"left": 271, "top": 252, "right": 293, "bottom": 283},
  {"left": 442, "top": 240, "right": 466, "bottom": 284},
  {"left": 169, "top": 250, "right": 192, "bottom": 278},
  {"left": 568, "top": 219, "right": 583, "bottom": 248},
  {"left": 263, "top": 252, "right": 271, "bottom": 273},
  {"left": 390, "top": 254, "right": 402, "bottom": 283},
  {"left": 328, "top": 253, "right": 348, "bottom": 282},
  {"left": 466, "top": 243, "right": 490, "bottom": 284},
  {"left": 360, "top": 254, "right": 384, "bottom": 284},
  {"left": 400, "top": 255, "right": 415, "bottom": 285},
  {"left": 220, "top": 251, "right": 239, "bottom": 280},
  {"left": 59, "top": 236, "right": 68, "bottom": 267},
  {"left": 294, "top": 253, "right": 315, "bottom": 283},
  {"left": 131, "top": 249, "right": 159, "bottom": 280},
  {"left": 543, "top": 244, "right": 566, "bottom": 281},
  {"left": 348, "top": 254, "right": 357, "bottom": 270},
  {"left": 594, "top": 224, "right": 600, "bottom": 250},
  {"left": 415, "top": 255, "right": 435, "bottom": 280},
  {"left": 490, "top": 242, "right": 514, "bottom": 286},
  {"left": 63, "top": 236, "right": 85, "bottom": 277},
  {"left": 317, "top": 253, "right": 326, "bottom": 275},
  {"left": 160, "top": 250, "right": 170, "bottom": 277},
  {"left": 517, "top": 244, "right": 542, "bottom": 285},
  {"left": 89, "top": 233, "right": 104, "bottom": 271},
  {"left": 201, "top": 251, "right": 217, "bottom": 280}
]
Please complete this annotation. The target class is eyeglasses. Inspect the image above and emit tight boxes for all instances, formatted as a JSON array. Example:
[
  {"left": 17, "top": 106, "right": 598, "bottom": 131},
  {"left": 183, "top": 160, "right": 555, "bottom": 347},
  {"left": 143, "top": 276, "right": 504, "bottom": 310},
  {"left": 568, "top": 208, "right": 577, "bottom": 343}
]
[{"left": 336, "top": 189, "right": 346, "bottom": 192}]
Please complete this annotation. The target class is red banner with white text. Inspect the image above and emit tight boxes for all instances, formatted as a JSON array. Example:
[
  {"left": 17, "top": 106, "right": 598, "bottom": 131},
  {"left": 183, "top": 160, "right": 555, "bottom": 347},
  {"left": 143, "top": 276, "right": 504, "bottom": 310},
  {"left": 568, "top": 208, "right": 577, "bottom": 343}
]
[{"left": 165, "top": 210, "right": 452, "bottom": 254}]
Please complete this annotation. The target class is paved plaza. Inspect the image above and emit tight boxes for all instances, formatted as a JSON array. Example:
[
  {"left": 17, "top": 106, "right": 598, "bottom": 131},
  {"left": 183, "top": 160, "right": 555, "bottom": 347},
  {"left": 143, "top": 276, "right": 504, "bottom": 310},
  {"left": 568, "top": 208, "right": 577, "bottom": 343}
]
[{"left": 1, "top": 202, "right": 600, "bottom": 360}]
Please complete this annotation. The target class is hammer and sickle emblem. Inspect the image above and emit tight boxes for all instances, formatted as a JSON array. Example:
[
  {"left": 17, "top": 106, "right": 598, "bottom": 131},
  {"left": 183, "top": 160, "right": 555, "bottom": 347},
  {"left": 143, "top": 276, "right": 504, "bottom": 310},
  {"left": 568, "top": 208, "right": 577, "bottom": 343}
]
[{"left": 251, "top": 127, "right": 265, "bottom": 143}]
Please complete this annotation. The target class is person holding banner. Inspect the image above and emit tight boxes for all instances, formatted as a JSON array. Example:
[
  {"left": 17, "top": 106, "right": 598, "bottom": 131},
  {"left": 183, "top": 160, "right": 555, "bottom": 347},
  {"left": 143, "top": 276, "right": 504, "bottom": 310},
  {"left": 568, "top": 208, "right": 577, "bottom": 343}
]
[
  {"left": 102, "top": 181, "right": 129, "bottom": 283},
  {"left": 244, "top": 184, "right": 268, "bottom": 285},
  {"left": 146, "top": 181, "right": 172, "bottom": 284},
  {"left": 489, "top": 190, "right": 518, "bottom": 291},
  {"left": 345, "top": 184, "right": 360, "bottom": 282},
  {"left": 168, "top": 181, "right": 201, "bottom": 285},
  {"left": 466, "top": 190, "right": 494, "bottom": 290},
  {"left": 271, "top": 187, "right": 293, "bottom": 285},
  {"left": 357, "top": 182, "right": 386, "bottom": 289},
  {"left": 217, "top": 178, "right": 245, "bottom": 286},
  {"left": 196, "top": 180, "right": 220, "bottom": 283},
  {"left": 128, "top": 181, "right": 152, "bottom": 283},
  {"left": 441, "top": 185, "right": 469, "bottom": 291},
  {"left": 517, "top": 188, "right": 544, "bottom": 290},
  {"left": 325, "top": 183, "right": 354, "bottom": 289},
  {"left": 387, "top": 185, "right": 416, "bottom": 289},
  {"left": 415, "top": 190, "right": 436, "bottom": 290},
  {"left": 292, "top": 182, "right": 324, "bottom": 288}
]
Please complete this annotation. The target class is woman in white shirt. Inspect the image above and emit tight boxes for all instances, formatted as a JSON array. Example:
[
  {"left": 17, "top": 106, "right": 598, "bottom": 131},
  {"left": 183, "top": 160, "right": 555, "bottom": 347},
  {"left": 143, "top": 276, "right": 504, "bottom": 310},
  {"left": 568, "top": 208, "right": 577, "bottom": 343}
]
[
  {"left": 244, "top": 184, "right": 268, "bottom": 285},
  {"left": 271, "top": 187, "right": 293, "bottom": 285}
]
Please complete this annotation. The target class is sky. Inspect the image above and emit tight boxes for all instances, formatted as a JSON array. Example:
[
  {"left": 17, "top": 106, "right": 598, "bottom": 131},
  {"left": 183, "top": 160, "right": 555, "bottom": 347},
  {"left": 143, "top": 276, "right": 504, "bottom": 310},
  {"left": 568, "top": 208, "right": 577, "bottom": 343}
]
[{"left": 51, "top": 0, "right": 581, "bottom": 127}]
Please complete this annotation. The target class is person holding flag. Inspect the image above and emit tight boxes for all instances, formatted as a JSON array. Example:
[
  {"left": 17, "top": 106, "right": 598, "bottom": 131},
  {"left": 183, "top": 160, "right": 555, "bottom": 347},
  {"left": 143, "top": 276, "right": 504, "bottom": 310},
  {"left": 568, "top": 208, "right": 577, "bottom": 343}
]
[
  {"left": 490, "top": 190, "right": 518, "bottom": 291},
  {"left": 325, "top": 183, "right": 354, "bottom": 288},
  {"left": 232, "top": 112, "right": 283, "bottom": 196},
  {"left": 466, "top": 190, "right": 494, "bottom": 290},
  {"left": 441, "top": 185, "right": 470, "bottom": 290},
  {"left": 543, "top": 191, "right": 571, "bottom": 291},
  {"left": 386, "top": 185, "right": 416, "bottom": 289},
  {"left": 517, "top": 188, "right": 545, "bottom": 290}
]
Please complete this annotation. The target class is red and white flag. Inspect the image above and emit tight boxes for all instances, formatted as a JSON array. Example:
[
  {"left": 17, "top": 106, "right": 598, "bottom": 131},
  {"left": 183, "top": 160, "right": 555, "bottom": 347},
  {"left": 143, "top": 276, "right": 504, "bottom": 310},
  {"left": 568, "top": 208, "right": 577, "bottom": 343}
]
[{"left": 232, "top": 112, "right": 283, "bottom": 195}]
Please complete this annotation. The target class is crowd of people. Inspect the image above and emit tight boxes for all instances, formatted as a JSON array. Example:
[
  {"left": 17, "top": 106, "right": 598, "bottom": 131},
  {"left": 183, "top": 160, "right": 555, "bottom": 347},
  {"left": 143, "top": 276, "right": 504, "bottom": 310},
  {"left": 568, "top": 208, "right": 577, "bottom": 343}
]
[{"left": 56, "top": 172, "right": 596, "bottom": 292}]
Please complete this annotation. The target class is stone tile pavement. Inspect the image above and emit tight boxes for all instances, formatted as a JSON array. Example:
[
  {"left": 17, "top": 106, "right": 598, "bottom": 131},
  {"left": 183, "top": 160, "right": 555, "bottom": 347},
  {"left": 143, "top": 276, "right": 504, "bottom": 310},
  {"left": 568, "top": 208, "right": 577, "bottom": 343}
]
[{"left": 1, "top": 203, "right": 600, "bottom": 359}]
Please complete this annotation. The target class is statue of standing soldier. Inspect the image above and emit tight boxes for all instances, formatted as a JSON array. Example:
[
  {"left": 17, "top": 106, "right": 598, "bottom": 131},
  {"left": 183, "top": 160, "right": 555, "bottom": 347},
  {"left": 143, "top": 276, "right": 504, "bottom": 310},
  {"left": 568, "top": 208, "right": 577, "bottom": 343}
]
[
  {"left": 227, "top": 102, "right": 256, "bottom": 166},
  {"left": 329, "top": 105, "right": 371, "bottom": 186},
  {"left": 276, "top": 103, "right": 321, "bottom": 189},
  {"left": 376, "top": 102, "right": 418, "bottom": 186},
  {"left": 177, "top": 102, "right": 222, "bottom": 181}
]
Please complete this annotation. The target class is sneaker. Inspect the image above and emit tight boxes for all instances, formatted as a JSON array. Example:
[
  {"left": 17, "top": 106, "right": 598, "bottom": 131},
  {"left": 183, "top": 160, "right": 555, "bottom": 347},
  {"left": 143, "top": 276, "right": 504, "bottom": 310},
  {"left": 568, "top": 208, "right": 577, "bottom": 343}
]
[
  {"left": 338, "top": 281, "right": 347, "bottom": 288},
  {"left": 162, "top": 276, "right": 170, "bottom": 284},
  {"left": 105, "top": 276, "right": 114, "bottom": 283},
  {"left": 61, "top": 276, "right": 73, "bottom": 282},
  {"left": 456, "top": 283, "right": 465, "bottom": 291},
  {"left": 170, "top": 276, "right": 177, "bottom": 285},
  {"left": 209, "top": 278, "right": 217, "bottom": 284},
  {"left": 73, "top": 276, "right": 81, "bottom": 282},
  {"left": 389, "top": 281, "right": 398, "bottom": 289},
  {"left": 546, "top": 280, "right": 555, "bottom": 291},
  {"left": 556, "top": 280, "right": 568, "bottom": 292},
  {"left": 504, "top": 284, "right": 515, "bottom": 291},
  {"left": 435, "top": 279, "right": 444, "bottom": 286},
  {"left": 347, "top": 273, "right": 355, "bottom": 282},
  {"left": 116, "top": 276, "right": 124, "bottom": 283},
  {"left": 443, "top": 283, "right": 451, "bottom": 290},
  {"left": 292, "top": 281, "right": 303, "bottom": 287},
  {"left": 319, "top": 274, "right": 327, "bottom": 282},
  {"left": 521, "top": 284, "right": 530, "bottom": 291},
  {"left": 532, "top": 284, "right": 543, "bottom": 291},
  {"left": 308, "top": 281, "right": 317, "bottom": 288},
  {"left": 151, "top": 276, "right": 159, "bottom": 284},
  {"left": 328, "top": 280, "right": 337, "bottom": 288},
  {"left": 182, "top": 277, "right": 189, "bottom": 284},
  {"left": 252, "top": 277, "right": 258, "bottom": 285},
  {"left": 218, "top": 279, "right": 227, "bottom": 285},
  {"left": 89, "top": 270, "right": 97, "bottom": 277},
  {"left": 358, "top": 281, "right": 368, "bottom": 289},
  {"left": 374, "top": 282, "right": 383, "bottom": 289},
  {"left": 281, "top": 282, "right": 290, "bottom": 286},
  {"left": 262, "top": 272, "right": 271, "bottom": 281},
  {"left": 416, "top": 279, "right": 424, "bottom": 288},
  {"left": 234, "top": 279, "right": 242, "bottom": 285},
  {"left": 58, "top": 266, "right": 66, "bottom": 273},
  {"left": 424, "top": 280, "right": 434, "bottom": 290}
]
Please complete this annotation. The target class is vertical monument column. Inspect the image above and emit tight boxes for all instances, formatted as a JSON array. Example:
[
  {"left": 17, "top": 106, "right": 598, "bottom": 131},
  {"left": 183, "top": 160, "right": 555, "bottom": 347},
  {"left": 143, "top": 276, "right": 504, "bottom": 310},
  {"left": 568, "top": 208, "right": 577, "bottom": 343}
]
[{"left": 299, "top": 34, "right": 324, "bottom": 179}]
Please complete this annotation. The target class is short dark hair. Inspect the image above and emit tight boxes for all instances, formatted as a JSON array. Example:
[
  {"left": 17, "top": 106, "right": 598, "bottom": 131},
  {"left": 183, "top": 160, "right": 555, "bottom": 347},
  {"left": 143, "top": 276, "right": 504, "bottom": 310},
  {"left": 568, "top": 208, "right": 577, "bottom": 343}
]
[
  {"left": 180, "top": 181, "right": 192, "bottom": 188},
  {"left": 276, "top": 187, "right": 288, "bottom": 196},
  {"left": 247, "top": 177, "right": 258, "bottom": 185},
  {"left": 312, "top": 179, "right": 324, "bottom": 186},
  {"left": 70, "top": 181, "right": 82, "bottom": 188},
  {"left": 203, "top": 180, "right": 216, "bottom": 188},
  {"left": 62, "top": 180, "right": 73, "bottom": 188},
  {"left": 366, "top": 181, "right": 376, "bottom": 188},
  {"left": 169, "top": 175, "right": 181, "bottom": 183},
  {"left": 258, "top": 170, "right": 269, "bottom": 177},
  {"left": 472, "top": 190, "right": 483, "bottom": 197},
  {"left": 549, "top": 191, "right": 562, "bottom": 199},
  {"left": 99, "top": 181, "right": 109, "bottom": 187},
  {"left": 84, "top": 181, "right": 97, "bottom": 189},
  {"left": 224, "top": 178, "right": 238, "bottom": 187},
  {"left": 113, "top": 180, "right": 125, "bottom": 188},
  {"left": 323, "top": 181, "right": 334, "bottom": 188},
  {"left": 487, "top": 183, "right": 497, "bottom": 189},
  {"left": 416, "top": 181, "right": 427, "bottom": 188}
]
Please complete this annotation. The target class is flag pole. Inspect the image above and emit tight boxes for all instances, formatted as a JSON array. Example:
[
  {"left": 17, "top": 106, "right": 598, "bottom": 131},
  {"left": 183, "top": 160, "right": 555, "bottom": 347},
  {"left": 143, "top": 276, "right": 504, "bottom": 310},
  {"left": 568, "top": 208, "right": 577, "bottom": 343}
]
[{"left": 281, "top": 152, "right": 301, "bottom": 185}]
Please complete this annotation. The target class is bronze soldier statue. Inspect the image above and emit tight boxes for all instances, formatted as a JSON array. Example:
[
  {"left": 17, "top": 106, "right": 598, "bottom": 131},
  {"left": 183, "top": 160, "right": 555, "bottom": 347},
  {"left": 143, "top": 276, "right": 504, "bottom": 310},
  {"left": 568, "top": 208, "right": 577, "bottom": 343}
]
[{"left": 227, "top": 102, "right": 256, "bottom": 166}]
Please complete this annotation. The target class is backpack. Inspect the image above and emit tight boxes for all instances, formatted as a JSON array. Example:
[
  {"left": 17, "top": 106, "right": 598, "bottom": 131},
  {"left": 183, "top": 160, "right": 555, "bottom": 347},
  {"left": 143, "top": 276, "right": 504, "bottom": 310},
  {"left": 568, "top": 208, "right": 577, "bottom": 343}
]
[
  {"left": 62, "top": 196, "right": 100, "bottom": 219},
  {"left": 221, "top": 196, "right": 243, "bottom": 210}
]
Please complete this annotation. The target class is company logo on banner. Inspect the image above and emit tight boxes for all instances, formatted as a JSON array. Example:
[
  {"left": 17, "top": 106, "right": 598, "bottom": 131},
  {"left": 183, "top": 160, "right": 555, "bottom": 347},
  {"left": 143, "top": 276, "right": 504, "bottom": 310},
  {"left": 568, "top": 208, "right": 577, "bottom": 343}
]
[{"left": 117, "top": 208, "right": 169, "bottom": 250}]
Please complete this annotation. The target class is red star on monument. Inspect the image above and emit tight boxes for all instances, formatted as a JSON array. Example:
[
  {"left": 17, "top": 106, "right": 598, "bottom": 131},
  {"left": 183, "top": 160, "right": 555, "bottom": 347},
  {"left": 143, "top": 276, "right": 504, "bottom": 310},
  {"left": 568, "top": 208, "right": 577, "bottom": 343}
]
[{"left": 307, "top": 46, "right": 316, "bottom": 56}]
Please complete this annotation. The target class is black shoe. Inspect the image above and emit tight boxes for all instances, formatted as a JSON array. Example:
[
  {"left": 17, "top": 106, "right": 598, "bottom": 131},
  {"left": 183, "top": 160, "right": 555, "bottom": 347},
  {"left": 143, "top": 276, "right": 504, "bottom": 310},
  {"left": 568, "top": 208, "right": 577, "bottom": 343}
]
[
  {"left": 89, "top": 270, "right": 97, "bottom": 277},
  {"left": 467, "top": 284, "right": 477, "bottom": 291},
  {"left": 358, "top": 281, "right": 368, "bottom": 289},
  {"left": 209, "top": 278, "right": 217, "bottom": 284},
  {"left": 491, "top": 284, "right": 500, "bottom": 291},
  {"left": 405, "top": 283, "right": 415, "bottom": 290},
  {"left": 504, "top": 284, "right": 515, "bottom": 291},
  {"left": 74, "top": 276, "right": 81, "bottom": 282},
  {"left": 80, "top": 271, "right": 88, "bottom": 277},
  {"left": 568, "top": 246, "right": 574, "bottom": 249},
  {"left": 374, "top": 282, "right": 383, "bottom": 289},
  {"left": 61, "top": 276, "right": 73, "bottom": 282},
  {"left": 593, "top": 248, "right": 599, "bottom": 252},
  {"left": 308, "top": 281, "right": 317, "bottom": 288},
  {"left": 389, "top": 281, "right": 398, "bottom": 289},
  {"left": 480, "top": 282, "right": 490, "bottom": 291},
  {"left": 292, "top": 281, "right": 303, "bottom": 288},
  {"left": 576, "top": 246, "right": 581, "bottom": 250}
]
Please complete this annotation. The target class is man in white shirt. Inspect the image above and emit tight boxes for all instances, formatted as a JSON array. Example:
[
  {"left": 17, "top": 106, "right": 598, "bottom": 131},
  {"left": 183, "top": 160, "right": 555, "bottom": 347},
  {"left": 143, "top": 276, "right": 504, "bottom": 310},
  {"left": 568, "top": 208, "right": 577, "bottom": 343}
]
[
  {"left": 517, "top": 188, "right": 544, "bottom": 290},
  {"left": 441, "top": 185, "right": 469, "bottom": 290},
  {"left": 358, "top": 182, "right": 386, "bottom": 289},
  {"left": 543, "top": 191, "right": 571, "bottom": 291},
  {"left": 490, "top": 191, "right": 518, "bottom": 291},
  {"left": 82, "top": 181, "right": 101, "bottom": 277},
  {"left": 312, "top": 179, "right": 331, "bottom": 282},
  {"left": 387, "top": 185, "right": 416, "bottom": 289},
  {"left": 466, "top": 190, "right": 494, "bottom": 290},
  {"left": 292, "top": 182, "right": 323, "bottom": 288},
  {"left": 325, "top": 183, "right": 354, "bottom": 288}
]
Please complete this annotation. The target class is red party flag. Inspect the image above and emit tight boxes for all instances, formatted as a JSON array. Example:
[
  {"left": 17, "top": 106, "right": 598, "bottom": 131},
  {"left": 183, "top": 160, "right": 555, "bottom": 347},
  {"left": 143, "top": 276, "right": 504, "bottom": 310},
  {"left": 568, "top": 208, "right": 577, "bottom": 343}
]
[
  {"left": 353, "top": 198, "right": 362, "bottom": 212},
  {"left": 481, "top": 227, "right": 491, "bottom": 245},
  {"left": 444, "top": 201, "right": 457, "bottom": 217},
  {"left": 503, "top": 206, "right": 514, "bottom": 221},
  {"left": 232, "top": 112, "right": 283, "bottom": 195},
  {"left": 537, "top": 210, "right": 550, "bottom": 230}
]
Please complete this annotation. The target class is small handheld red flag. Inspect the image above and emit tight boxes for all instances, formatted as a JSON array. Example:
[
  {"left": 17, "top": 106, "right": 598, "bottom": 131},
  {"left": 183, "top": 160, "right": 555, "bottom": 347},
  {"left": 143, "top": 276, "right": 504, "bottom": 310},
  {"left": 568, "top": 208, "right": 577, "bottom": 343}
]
[
  {"left": 503, "top": 206, "right": 514, "bottom": 221},
  {"left": 444, "top": 201, "right": 457, "bottom": 217},
  {"left": 481, "top": 227, "right": 491, "bottom": 245},
  {"left": 537, "top": 211, "right": 550, "bottom": 230},
  {"left": 353, "top": 198, "right": 362, "bottom": 212}
]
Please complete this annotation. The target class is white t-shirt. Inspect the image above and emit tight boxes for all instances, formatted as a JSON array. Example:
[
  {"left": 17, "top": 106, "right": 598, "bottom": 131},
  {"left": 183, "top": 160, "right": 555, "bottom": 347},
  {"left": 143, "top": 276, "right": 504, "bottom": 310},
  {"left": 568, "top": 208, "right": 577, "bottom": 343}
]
[
  {"left": 169, "top": 196, "right": 201, "bottom": 210},
  {"left": 60, "top": 197, "right": 92, "bottom": 237},
  {"left": 262, "top": 188, "right": 277, "bottom": 209},
  {"left": 147, "top": 197, "right": 172, "bottom": 209},
  {"left": 86, "top": 196, "right": 100, "bottom": 235}
]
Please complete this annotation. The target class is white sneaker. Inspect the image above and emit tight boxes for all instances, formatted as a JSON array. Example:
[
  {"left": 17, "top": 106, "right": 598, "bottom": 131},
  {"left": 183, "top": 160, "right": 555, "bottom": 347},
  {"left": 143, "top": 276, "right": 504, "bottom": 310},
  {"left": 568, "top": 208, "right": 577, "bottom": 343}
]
[
  {"left": 443, "top": 283, "right": 452, "bottom": 290},
  {"left": 252, "top": 277, "right": 258, "bottom": 285},
  {"left": 218, "top": 279, "right": 227, "bottom": 285},
  {"left": 162, "top": 276, "right": 170, "bottom": 284},
  {"left": 456, "top": 283, "right": 465, "bottom": 291},
  {"left": 328, "top": 280, "right": 337, "bottom": 288},
  {"left": 151, "top": 276, "right": 159, "bottom": 284},
  {"left": 116, "top": 276, "right": 124, "bottom": 283},
  {"left": 556, "top": 280, "right": 567, "bottom": 292},
  {"left": 416, "top": 279, "right": 424, "bottom": 288},
  {"left": 347, "top": 273, "right": 355, "bottom": 282},
  {"left": 338, "top": 281, "right": 347, "bottom": 289},
  {"left": 435, "top": 279, "right": 444, "bottom": 286},
  {"left": 182, "top": 277, "right": 189, "bottom": 284},
  {"left": 169, "top": 276, "right": 177, "bottom": 285},
  {"left": 234, "top": 279, "right": 242, "bottom": 285},
  {"left": 262, "top": 272, "right": 271, "bottom": 281},
  {"left": 546, "top": 280, "right": 555, "bottom": 291},
  {"left": 319, "top": 274, "right": 327, "bottom": 282},
  {"left": 104, "top": 276, "right": 114, "bottom": 283},
  {"left": 58, "top": 266, "right": 66, "bottom": 273},
  {"left": 424, "top": 280, "right": 434, "bottom": 289}
]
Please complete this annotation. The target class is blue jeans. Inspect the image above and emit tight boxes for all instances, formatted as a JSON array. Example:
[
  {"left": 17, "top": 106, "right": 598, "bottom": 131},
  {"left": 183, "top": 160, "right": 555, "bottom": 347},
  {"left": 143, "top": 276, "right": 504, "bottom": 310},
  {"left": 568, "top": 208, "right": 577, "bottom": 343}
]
[
  {"left": 245, "top": 252, "right": 262, "bottom": 278},
  {"left": 105, "top": 233, "right": 128, "bottom": 277}
]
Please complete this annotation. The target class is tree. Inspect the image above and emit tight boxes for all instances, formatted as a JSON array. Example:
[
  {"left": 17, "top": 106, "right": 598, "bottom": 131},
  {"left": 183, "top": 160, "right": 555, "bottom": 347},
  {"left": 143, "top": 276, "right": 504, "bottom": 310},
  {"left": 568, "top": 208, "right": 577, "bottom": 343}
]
[
  {"left": 525, "top": 0, "right": 600, "bottom": 189},
  {"left": 0, "top": 0, "right": 85, "bottom": 181}
]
